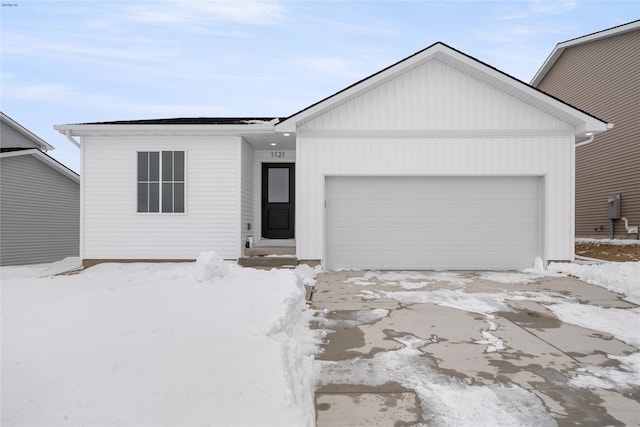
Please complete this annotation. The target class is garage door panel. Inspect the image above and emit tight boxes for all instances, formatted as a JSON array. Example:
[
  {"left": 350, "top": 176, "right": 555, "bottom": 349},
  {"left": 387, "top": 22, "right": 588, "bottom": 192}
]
[{"left": 326, "top": 176, "right": 541, "bottom": 270}]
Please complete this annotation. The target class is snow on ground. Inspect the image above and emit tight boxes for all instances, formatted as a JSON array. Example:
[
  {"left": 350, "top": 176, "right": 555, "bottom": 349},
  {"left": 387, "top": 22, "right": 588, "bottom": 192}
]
[
  {"left": 548, "top": 261, "right": 640, "bottom": 304},
  {"left": 1, "top": 256, "right": 321, "bottom": 427},
  {"left": 576, "top": 238, "right": 640, "bottom": 246}
]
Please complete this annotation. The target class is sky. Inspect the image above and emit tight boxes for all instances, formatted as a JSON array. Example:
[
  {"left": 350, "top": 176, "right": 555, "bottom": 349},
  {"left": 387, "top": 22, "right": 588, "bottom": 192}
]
[{"left": 1, "top": 1, "right": 639, "bottom": 173}]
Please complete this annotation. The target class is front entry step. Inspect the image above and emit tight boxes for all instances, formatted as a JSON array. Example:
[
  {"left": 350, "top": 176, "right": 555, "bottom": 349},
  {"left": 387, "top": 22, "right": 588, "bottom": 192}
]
[{"left": 238, "top": 246, "right": 297, "bottom": 268}]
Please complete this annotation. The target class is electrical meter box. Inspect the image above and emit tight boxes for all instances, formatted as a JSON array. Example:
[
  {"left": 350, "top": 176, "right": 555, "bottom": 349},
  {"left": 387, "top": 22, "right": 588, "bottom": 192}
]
[{"left": 608, "top": 194, "right": 621, "bottom": 219}]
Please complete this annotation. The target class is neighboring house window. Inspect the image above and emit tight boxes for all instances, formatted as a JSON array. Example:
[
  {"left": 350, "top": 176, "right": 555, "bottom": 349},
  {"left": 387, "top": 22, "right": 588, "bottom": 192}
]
[{"left": 137, "top": 151, "right": 185, "bottom": 213}]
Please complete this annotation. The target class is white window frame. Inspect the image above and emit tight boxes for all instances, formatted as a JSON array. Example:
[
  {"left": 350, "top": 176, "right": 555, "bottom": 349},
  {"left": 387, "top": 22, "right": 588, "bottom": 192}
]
[{"left": 136, "top": 149, "right": 187, "bottom": 215}]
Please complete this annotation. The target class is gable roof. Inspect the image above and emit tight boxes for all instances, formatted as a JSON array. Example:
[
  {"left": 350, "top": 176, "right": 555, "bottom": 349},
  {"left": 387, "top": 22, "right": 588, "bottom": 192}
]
[
  {"left": 0, "top": 148, "right": 80, "bottom": 183},
  {"left": 531, "top": 20, "right": 640, "bottom": 86},
  {"left": 1, "top": 112, "right": 55, "bottom": 151},
  {"left": 72, "top": 117, "right": 283, "bottom": 125},
  {"left": 275, "top": 42, "right": 609, "bottom": 140}
]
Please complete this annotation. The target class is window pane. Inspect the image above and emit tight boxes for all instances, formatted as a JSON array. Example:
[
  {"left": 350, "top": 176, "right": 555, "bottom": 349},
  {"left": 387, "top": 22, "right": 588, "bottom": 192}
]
[
  {"left": 162, "top": 183, "right": 173, "bottom": 212},
  {"left": 149, "top": 152, "right": 159, "bottom": 181},
  {"left": 162, "top": 151, "right": 173, "bottom": 181},
  {"left": 137, "top": 183, "right": 148, "bottom": 212},
  {"left": 174, "top": 183, "right": 184, "bottom": 213},
  {"left": 137, "top": 152, "right": 148, "bottom": 181},
  {"left": 149, "top": 183, "right": 160, "bottom": 212},
  {"left": 268, "top": 168, "right": 289, "bottom": 203},
  {"left": 174, "top": 151, "right": 184, "bottom": 181}
]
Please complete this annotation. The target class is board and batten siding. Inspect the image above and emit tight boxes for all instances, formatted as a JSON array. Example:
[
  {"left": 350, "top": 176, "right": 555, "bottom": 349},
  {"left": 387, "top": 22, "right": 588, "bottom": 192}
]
[
  {"left": 81, "top": 136, "right": 242, "bottom": 260},
  {"left": 296, "top": 136, "right": 573, "bottom": 263},
  {"left": 301, "top": 60, "right": 570, "bottom": 132},
  {"left": 1, "top": 154, "right": 79, "bottom": 266},
  {"left": 536, "top": 28, "right": 640, "bottom": 238},
  {"left": 240, "top": 139, "right": 254, "bottom": 248},
  {"left": 295, "top": 57, "right": 576, "bottom": 264}
]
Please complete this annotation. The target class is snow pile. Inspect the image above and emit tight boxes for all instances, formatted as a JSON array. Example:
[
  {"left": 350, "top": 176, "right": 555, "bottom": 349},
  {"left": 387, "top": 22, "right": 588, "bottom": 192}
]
[
  {"left": 571, "top": 352, "right": 640, "bottom": 391},
  {"left": 193, "top": 251, "right": 228, "bottom": 281},
  {"left": 548, "top": 261, "right": 640, "bottom": 304},
  {"left": 1, "top": 259, "right": 321, "bottom": 426}
]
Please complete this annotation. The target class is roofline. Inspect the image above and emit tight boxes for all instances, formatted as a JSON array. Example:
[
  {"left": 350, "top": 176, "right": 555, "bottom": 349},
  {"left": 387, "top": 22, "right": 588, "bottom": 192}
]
[
  {"left": 0, "top": 148, "right": 80, "bottom": 183},
  {"left": 54, "top": 120, "right": 280, "bottom": 138},
  {"left": 276, "top": 41, "right": 608, "bottom": 134},
  {"left": 1, "top": 112, "right": 55, "bottom": 151},
  {"left": 531, "top": 20, "right": 640, "bottom": 86}
]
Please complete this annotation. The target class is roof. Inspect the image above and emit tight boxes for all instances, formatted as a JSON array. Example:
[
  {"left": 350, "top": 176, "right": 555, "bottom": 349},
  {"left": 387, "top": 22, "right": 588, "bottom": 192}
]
[
  {"left": 531, "top": 20, "right": 640, "bottom": 86},
  {"left": 1, "top": 112, "right": 55, "bottom": 151},
  {"left": 75, "top": 117, "right": 284, "bottom": 125},
  {"left": 275, "top": 42, "right": 609, "bottom": 139},
  {"left": 0, "top": 148, "right": 80, "bottom": 183}
]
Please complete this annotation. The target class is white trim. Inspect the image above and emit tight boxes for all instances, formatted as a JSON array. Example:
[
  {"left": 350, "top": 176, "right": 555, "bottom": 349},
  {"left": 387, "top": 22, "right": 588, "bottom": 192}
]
[
  {"left": 1, "top": 112, "right": 55, "bottom": 151},
  {"left": 298, "top": 128, "right": 574, "bottom": 138},
  {"left": 134, "top": 149, "right": 188, "bottom": 215},
  {"left": 531, "top": 20, "right": 640, "bottom": 86},
  {"left": 54, "top": 123, "right": 276, "bottom": 137},
  {"left": 0, "top": 149, "right": 79, "bottom": 183},
  {"left": 252, "top": 150, "right": 296, "bottom": 242}
]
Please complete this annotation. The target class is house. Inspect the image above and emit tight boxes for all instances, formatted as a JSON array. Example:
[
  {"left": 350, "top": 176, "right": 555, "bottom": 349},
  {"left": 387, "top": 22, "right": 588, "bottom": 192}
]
[
  {"left": 531, "top": 20, "right": 639, "bottom": 239},
  {"left": 54, "top": 42, "right": 609, "bottom": 270},
  {"left": 1, "top": 112, "right": 80, "bottom": 266}
]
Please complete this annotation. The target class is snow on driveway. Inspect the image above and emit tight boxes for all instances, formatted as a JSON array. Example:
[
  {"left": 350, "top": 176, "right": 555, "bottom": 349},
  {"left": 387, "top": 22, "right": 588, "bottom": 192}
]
[{"left": 1, "top": 257, "right": 321, "bottom": 426}]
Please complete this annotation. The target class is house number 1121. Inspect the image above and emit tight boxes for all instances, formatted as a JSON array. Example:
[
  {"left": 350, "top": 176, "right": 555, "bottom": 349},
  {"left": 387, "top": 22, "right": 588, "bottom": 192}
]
[{"left": 271, "top": 151, "right": 285, "bottom": 158}]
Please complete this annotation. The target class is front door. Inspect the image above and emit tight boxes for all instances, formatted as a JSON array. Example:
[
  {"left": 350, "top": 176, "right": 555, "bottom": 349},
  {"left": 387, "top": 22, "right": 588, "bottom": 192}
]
[{"left": 262, "top": 163, "right": 295, "bottom": 239}]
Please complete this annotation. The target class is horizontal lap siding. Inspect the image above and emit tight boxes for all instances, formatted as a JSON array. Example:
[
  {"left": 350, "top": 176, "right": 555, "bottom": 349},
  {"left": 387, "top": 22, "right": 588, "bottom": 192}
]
[
  {"left": 1, "top": 155, "right": 79, "bottom": 265},
  {"left": 296, "top": 137, "right": 572, "bottom": 262},
  {"left": 0, "top": 122, "right": 42, "bottom": 149},
  {"left": 536, "top": 29, "right": 640, "bottom": 238},
  {"left": 82, "top": 136, "right": 241, "bottom": 260}
]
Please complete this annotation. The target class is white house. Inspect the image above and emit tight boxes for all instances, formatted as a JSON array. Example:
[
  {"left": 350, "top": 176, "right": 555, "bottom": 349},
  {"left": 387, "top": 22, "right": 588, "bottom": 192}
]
[{"left": 55, "top": 43, "right": 609, "bottom": 270}]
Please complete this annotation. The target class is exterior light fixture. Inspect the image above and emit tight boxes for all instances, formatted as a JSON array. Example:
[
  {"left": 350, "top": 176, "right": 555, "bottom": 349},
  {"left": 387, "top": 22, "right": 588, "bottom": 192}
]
[
  {"left": 270, "top": 142, "right": 277, "bottom": 146},
  {"left": 283, "top": 133, "right": 290, "bottom": 136}
]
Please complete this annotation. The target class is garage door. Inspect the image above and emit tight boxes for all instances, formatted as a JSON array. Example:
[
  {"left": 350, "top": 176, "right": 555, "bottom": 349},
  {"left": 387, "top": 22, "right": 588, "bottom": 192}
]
[{"left": 325, "top": 176, "right": 542, "bottom": 270}]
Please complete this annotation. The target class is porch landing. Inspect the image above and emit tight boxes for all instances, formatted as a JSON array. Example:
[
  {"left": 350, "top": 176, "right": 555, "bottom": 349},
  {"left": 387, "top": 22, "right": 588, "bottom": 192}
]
[{"left": 238, "top": 246, "right": 297, "bottom": 268}]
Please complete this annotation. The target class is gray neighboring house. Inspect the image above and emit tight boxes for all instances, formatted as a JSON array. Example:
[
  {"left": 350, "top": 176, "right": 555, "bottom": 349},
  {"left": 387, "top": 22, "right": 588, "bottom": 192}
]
[
  {"left": 532, "top": 20, "right": 640, "bottom": 239},
  {"left": 1, "top": 112, "right": 80, "bottom": 266}
]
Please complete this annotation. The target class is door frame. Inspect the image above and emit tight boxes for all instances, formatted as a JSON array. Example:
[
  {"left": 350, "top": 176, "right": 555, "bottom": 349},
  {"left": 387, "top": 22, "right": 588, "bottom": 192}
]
[{"left": 261, "top": 162, "right": 295, "bottom": 239}]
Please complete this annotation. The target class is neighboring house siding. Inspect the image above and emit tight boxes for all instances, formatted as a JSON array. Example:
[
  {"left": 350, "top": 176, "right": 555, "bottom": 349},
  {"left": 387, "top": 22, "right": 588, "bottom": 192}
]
[
  {"left": 241, "top": 139, "right": 254, "bottom": 247},
  {"left": 1, "top": 155, "right": 80, "bottom": 265},
  {"left": 296, "top": 136, "right": 573, "bottom": 263},
  {"left": 0, "top": 121, "right": 42, "bottom": 149},
  {"left": 81, "top": 136, "right": 242, "bottom": 260},
  {"left": 536, "top": 29, "right": 640, "bottom": 238}
]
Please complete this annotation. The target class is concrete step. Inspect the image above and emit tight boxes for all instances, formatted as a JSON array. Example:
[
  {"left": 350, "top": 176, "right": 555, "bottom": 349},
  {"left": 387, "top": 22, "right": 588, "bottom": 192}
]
[
  {"left": 244, "top": 246, "right": 296, "bottom": 256},
  {"left": 238, "top": 255, "right": 298, "bottom": 268}
]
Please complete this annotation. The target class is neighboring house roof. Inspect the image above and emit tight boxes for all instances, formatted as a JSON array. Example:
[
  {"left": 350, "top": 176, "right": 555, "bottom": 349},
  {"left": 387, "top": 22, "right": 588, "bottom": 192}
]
[
  {"left": 1, "top": 112, "right": 55, "bottom": 151},
  {"left": 0, "top": 148, "right": 80, "bottom": 184},
  {"left": 276, "top": 42, "right": 609, "bottom": 140},
  {"left": 531, "top": 20, "right": 640, "bottom": 86}
]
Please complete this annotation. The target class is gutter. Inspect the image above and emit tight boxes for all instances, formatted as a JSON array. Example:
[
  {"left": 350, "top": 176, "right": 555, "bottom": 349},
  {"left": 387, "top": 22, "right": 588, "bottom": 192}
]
[{"left": 575, "top": 123, "right": 614, "bottom": 148}]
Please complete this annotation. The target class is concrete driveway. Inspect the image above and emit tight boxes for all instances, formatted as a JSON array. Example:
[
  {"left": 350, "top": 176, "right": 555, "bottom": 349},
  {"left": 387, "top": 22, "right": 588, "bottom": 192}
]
[{"left": 310, "top": 270, "right": 639, "bottom": 426}]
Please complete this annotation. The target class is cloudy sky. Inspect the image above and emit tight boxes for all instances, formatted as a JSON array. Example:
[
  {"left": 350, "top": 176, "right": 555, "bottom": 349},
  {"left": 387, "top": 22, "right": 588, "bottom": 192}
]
[{"left": 2, "top": 0, "right": 638, "bottom": 172}]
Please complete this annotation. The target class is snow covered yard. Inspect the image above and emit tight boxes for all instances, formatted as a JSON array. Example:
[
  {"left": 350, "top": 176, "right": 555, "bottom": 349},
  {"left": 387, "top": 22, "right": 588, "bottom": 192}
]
[{"left": 1, "top": 256, "right": 321, "bottom": 426}]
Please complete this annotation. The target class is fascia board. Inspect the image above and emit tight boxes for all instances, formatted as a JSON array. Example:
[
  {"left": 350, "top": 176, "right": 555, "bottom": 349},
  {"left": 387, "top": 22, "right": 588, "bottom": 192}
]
[{"left": 54, "top": 123, "right": 276, "bottom": 137}]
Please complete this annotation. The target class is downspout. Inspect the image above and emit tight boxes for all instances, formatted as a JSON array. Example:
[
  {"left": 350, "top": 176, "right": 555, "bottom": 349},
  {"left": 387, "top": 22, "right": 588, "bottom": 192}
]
[
  {"left": 575, "top": 134, "right": 595, "bottom": 148},
  {"left": 65, "top": 130, "right": 81, "bottom": 148}
]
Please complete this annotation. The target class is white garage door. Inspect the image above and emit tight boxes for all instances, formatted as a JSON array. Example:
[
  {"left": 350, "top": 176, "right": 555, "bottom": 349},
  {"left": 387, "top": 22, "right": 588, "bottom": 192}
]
[{"left": 325, "top": 176, "right": 542, "bottom": 270}]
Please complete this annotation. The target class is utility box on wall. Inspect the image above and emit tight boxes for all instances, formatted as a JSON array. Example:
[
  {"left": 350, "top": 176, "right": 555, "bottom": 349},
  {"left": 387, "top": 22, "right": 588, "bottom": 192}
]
[{"left": 608, "top": 194, "right": 621, "bottom": 220}]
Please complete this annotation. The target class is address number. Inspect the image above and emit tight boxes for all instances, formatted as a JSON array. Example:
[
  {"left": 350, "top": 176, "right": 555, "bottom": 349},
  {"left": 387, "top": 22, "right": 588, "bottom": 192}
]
[{"left": 271, "top": 151, "right": 285, "bottom": 158}]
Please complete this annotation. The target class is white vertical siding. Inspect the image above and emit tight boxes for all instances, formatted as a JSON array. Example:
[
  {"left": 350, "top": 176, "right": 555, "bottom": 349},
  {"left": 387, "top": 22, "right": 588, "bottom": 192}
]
[
  {"left": 302, "top": 60, "right": 569, "bottom": 131},
  {"left": 296, "top": 136, "right": 574, "bottom": 263},
  {"left": 82, "top": 136, "right": 242, "bottom": 260},
  {"left": 241, "top": 139, "right": 254, "bottom": 249}
]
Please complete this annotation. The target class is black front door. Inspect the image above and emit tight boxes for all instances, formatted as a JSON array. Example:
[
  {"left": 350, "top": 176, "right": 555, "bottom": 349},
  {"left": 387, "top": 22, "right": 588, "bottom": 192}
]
[{"left": 262, "top": 163, "right": 295, "bottom": 239}]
